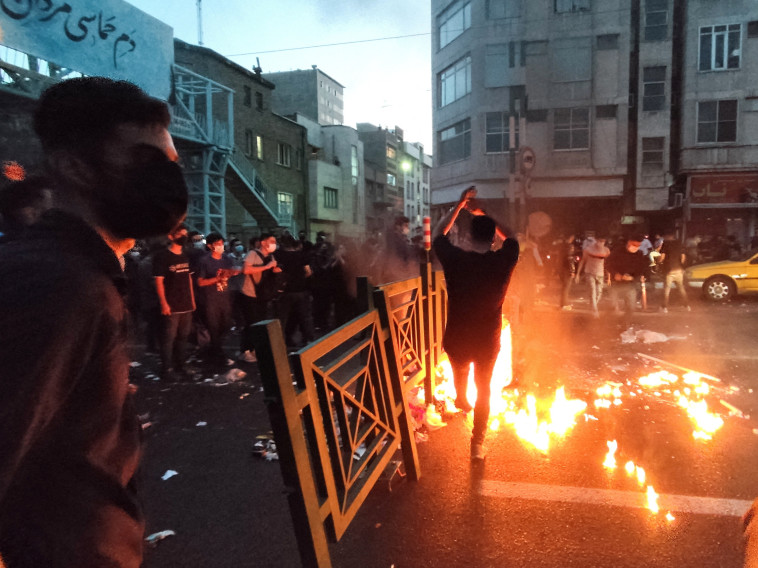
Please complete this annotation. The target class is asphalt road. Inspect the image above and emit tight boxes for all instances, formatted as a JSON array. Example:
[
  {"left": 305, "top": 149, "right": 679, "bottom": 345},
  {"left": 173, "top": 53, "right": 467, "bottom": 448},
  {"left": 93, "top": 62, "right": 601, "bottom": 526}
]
[{"left": 132, "top": 286, "right": 758, "bottom": 568}]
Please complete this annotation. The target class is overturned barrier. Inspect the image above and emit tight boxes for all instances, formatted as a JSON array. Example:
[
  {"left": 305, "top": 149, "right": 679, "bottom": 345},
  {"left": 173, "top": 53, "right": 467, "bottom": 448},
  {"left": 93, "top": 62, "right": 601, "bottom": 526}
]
[{"left": 252, "top": 266, "right": 447, "bottom": 567}]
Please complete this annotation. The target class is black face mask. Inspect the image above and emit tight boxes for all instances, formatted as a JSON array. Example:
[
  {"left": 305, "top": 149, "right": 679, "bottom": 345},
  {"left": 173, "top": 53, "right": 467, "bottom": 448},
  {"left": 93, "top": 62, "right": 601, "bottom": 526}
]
[
  {"left": 92, "top": 145, "right": 188, "bottom": 240},
  {"left": 173, "top": 235, "right": 189, "bottom": 247}
]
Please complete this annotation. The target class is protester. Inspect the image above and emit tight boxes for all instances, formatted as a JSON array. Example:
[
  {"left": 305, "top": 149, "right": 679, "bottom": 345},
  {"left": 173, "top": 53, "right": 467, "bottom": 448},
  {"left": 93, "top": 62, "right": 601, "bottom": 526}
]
[
  {"left": 659, "top": 231, "right": 690, "bottom": 313},
  {"left": 196, "top": 233, "right": 239, "bottom": 369},
  {"left": 606, "top": 235, "right": 649, "bottom": 316},
  {"left": 433, "top": 186, "right": 519, "bottom": 461},
  {"left": 0, "top": 77, "right": 186, "bottom": 567},
  {"left": 239, "top": 233, "right": 280, "bottom": 360},
  {"left": 311, "top": 231, "right": 338, "bottom": 330},
  {"left": 576, "top": 235, "right": 610, "bottom": 317},
  {"left": 558, "top": 233, "right": 578, "bottom": 310},
  {"left": 383, "top": 215, "right": 418, "bottom": 282},
  {"left": 0, "top": 175, "right": 52, "bottom": 238},
  {"left": 275, "top": 233, "right": 315, "bottom": 349}
]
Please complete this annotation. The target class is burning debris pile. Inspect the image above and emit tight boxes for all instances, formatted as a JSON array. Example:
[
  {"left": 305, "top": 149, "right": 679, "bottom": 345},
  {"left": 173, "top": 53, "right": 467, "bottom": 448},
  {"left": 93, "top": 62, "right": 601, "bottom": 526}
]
[{"left": 418, "top": 317, "right": 750, "bottom": 520}]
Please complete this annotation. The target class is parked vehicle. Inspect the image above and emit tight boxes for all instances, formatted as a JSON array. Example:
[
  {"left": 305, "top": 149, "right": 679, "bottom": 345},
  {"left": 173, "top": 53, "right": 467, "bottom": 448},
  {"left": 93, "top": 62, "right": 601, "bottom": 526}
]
[{"left": 685, "top": 249, "right": 758, "bottom": 302}]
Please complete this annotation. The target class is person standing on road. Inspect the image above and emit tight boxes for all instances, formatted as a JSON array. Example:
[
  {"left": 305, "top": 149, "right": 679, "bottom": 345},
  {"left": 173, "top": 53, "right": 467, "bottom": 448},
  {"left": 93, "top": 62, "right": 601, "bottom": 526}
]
[
  {"left": 196, "top": 233, "right": 239, "bottom": 370},
  {"left": 154, "top": 224, "right": 196, "bottom": 380},
  {"left": 606, "top": 236, "right": 649, "bottom": 316},
  {"left": 659, "top": 231, "right": 690, "bottom": 313},
  {"left": 239, "top": 233, "right": 280, "bottom": 361},
  {"left": 433, "top": 186, "right": 519, "bottom": 461},
  {"left": 0, "top": 77, "right": 187, "bottom": 568},
  {"left": 575, "top": 236, "right": 611, "bottom": 317}
]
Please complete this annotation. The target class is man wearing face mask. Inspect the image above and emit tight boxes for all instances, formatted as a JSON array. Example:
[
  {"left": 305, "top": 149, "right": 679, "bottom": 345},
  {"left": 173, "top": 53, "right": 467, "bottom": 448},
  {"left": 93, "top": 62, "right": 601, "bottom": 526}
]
[
  {"left": 606, "top": 235, "right": 650, "bottom": 316},
  {"left": 0, "top": 78, "right": 187, "bottom": 567},
  {"left": 153, "top": 224, "right": 196, "bottom": 381},
  {"left": 239, "top": 234, "right": 280, "bottom": 359},
  {"left": 197, "top": 233, "right": 240, "bottom": 369}
]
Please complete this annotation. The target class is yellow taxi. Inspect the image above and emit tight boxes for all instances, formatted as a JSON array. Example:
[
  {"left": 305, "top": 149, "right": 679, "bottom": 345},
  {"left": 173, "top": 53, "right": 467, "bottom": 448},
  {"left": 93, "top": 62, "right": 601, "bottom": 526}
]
[{"left": 685, "top": 249, "right": 758, "bottom": 302}]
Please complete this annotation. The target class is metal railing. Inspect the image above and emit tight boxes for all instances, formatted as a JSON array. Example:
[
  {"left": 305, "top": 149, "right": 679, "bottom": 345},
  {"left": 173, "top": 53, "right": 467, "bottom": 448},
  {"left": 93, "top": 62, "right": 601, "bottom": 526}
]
[{"left": 252, "top": 264, "right": 448, "bottom": 567}]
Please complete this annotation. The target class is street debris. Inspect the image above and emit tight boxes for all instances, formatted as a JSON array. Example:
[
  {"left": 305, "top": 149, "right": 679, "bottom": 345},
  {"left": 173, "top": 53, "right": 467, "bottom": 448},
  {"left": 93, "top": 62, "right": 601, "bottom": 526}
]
[
  {"left": 252, "top": 434, "right": 278, "bottom": 461},
  {"left": 621, "top": 328, "right": 681, "bottom": 344},
  {"left": 161, "top": 470, "right": 178, "bottom": 480},
  {"left": 141, "top": 422, "right": 154, "bottom": 431},
  {"left": 145, "top": 530, "right": 176, "bottom": 548},
  {"left": 225, "top": 368, "right": 247, "bottom": 382},
  {"left": 129, "top": 361, "right": 141, "bottom": 368},
  {"left": 196, "top": 421, "right": 207, "bottom": 427}
]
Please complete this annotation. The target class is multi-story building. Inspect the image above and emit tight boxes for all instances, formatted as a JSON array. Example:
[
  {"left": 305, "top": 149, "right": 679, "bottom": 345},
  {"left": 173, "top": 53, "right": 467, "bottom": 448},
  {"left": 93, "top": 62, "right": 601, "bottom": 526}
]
[
  {"left": 358, "top": 123, "right": 405, "bottom": 234},
  {"left": 294, "top": 113, "right": 366, "bottom": 240},
  {"left": 174, "top": 39, "right": 308, "bottom": 242},
  {"left": 401, "top": 141, "right": 433, "bottom": 228},
  {"left": 678, "top": 1, "right": 758, "bottom": 244},
  {"left": 431, "top": 0, "right": 632, "bottom": 235},
  {"left": 264, "top": 67, "right": 344, "bottom": 126},
  {"left": 430, "top": 0, "right": 758, "bottom": 244}
]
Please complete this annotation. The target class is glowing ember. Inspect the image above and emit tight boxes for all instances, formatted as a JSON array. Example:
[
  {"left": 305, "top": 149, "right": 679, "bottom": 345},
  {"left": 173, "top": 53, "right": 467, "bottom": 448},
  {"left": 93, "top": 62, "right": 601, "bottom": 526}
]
[
  {"left": 2, "top": 160, "right": 25, "bottom": 181},
  {"left": 636, "top": 466, "right": 646, "bottom": 486},
  {"left": 603, "top": 440, "right": 618, "bottom": 470},
  {"left": 665, "top": 512, "right": 676, "bottom": 522},
  {"left": 646, "top": 485, "right": 660, "bottom": 514},
  {"left": 625, "top": 460, "right": 635, "bottom": 475}
]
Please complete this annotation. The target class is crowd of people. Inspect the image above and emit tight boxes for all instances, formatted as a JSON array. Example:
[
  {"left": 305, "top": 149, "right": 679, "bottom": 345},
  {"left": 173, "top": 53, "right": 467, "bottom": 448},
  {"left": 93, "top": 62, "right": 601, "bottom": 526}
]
[{"left": 121, "top": 216, "right": 433, "bottom": 380}]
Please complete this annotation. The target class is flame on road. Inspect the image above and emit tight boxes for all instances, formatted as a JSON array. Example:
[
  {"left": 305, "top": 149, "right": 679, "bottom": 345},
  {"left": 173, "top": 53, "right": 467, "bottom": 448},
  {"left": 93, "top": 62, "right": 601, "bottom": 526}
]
[{"left": 428, "top": 317, "right": 736, "bottom": 520}]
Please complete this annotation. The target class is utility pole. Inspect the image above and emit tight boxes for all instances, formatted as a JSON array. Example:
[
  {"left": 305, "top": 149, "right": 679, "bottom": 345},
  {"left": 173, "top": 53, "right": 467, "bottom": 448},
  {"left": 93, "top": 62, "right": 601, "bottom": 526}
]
[{"left": 197, "top": 0, "right": 204, "bottom": 46}]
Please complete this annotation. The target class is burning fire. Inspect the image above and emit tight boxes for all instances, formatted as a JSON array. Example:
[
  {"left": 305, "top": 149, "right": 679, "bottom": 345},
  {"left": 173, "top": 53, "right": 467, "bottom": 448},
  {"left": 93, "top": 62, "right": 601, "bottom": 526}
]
[{"left": 428, "top": 316, "right": 735, "bottom": 520}]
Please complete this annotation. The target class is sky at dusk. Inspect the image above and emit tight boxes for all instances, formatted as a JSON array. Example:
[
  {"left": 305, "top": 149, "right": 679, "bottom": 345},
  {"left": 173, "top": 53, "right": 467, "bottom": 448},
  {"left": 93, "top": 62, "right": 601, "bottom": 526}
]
[{"left": 127, "top": 0, "right": 434, "bottom": 149}]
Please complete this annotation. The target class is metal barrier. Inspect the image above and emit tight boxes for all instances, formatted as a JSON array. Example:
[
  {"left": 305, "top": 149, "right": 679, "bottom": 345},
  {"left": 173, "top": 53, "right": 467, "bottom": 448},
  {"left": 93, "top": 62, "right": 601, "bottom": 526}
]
[{"left": 252, "top": 264, "right": 448, "bottom": 567}]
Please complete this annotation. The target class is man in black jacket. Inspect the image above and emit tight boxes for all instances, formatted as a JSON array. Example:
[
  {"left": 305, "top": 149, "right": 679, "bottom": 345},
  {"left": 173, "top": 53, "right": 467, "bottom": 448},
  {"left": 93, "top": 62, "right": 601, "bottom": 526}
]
[
  {"left": 607, "top": 235, "right": 650, "bottom": 316},
  {"left": 0, "top": 77, "right": 187, "bottom": 567}
]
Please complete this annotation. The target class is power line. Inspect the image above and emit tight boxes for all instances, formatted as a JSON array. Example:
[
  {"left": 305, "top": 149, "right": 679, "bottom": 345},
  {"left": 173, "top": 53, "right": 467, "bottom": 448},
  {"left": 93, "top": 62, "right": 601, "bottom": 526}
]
[{"left": 225, "top": 32, "right": 430, "bottom": 57}]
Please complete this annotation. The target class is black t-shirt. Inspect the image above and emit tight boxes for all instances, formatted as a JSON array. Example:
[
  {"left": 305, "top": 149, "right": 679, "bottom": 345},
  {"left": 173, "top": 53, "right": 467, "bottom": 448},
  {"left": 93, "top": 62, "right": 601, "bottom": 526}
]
[
  {"left": 275, "top": 249, "right": 310, "bottom": 293},
  {"left": 660, "top": 239, "right": 685, "bottom": 272},
  {"left": 152, "top": 248, "right": 195, "bottom": 313},
  {"left": 433, "top": 235, "right": 520, "bottom": 361},
  {"left": 197, "top": 253, "right": 234, "bottom": 302},
  {"left": 607, "top": 248, "right": 649, "bottom": 280}
]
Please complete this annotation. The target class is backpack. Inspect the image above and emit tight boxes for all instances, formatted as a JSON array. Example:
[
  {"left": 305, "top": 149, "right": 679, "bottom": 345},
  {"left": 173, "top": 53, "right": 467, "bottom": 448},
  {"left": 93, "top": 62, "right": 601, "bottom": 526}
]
[{"left": 252, "top": 250, "right": 285, "bottom": 302}]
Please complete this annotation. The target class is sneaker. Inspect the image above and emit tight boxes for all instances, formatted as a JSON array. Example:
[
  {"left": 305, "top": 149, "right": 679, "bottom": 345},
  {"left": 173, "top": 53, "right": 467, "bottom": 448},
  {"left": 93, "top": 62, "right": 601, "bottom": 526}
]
[
  {"left": 471, "top": 443, "right": 487, "bottom": 461},
  {"left": 239, "top": 350, "right": 257, "bottom": 363},
  {"left": 660, "top": 307, "right": 668, "bottom": 313}
]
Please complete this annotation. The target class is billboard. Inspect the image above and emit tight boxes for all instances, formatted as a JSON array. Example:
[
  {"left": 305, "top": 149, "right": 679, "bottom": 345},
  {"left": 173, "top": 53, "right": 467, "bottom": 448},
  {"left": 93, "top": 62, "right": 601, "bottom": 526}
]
[
  {"left": 688, "top": 172, "right": 758, "bottom": 206},
  {"left": 0, "top": 0, "right": 173, "bottom": 100}
]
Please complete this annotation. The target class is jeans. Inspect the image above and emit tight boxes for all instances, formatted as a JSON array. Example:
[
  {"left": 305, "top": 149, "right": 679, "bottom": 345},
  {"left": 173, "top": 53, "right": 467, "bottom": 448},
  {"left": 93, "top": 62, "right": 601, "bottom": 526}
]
[
  {"left": 203, "top": 294, "right": 232, "bottom": 364},
  {"left": 586, "top": 274, "right": 605, "bottom": 313},
  {"left": 663, "top": 269, "right": 689, "bottom": 308},
  {"left": 160, "top": 311, "right": 193, "bottom": 372},
  {"left": 448, "top": 352, "right": 498, "bottom": 445},
  {"left": 239, "top": 293, "right": 272, "bottom": 352}
]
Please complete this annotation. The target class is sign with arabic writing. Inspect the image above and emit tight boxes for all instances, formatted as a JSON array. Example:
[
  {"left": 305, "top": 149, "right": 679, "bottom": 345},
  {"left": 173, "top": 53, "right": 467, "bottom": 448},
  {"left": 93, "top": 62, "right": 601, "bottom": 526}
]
[
  {"left": 0, "top": 0, "right": 173, "bottom": 100},
  {"left": 689, "top": 172, "right": 758, "bottom": 205}
]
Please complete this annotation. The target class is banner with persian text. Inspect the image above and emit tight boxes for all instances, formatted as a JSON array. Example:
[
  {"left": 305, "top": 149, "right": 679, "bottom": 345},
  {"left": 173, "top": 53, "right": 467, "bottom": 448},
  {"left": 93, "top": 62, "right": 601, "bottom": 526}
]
[
  {"left": 0, "top": 0, "right": 173, "bottom": 100},
  {"left": 689, "top": 172, "right": 758, "bottom": 205}
]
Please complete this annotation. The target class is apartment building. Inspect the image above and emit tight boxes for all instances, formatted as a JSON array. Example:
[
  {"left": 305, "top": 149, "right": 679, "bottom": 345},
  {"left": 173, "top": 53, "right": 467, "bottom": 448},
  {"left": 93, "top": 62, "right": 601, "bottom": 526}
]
[{"left": 264, "top": 67, "right": 345, "bottom": 126}]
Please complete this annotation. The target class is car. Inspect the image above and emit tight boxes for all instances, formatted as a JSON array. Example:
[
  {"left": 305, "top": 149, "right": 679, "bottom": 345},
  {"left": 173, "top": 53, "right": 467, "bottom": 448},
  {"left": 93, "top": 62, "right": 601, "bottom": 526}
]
[{"left": 685, "top": 249, "right": 758, "bottom": 302}]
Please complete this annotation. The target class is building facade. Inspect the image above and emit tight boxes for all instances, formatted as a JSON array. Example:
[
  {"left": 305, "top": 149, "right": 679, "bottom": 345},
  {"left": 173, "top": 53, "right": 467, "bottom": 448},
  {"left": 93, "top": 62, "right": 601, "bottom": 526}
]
[
  {"left": 401, "top": 141, "right": 433, "bottom": 228},
  {"left": 431, "top": 0, "right": 758, "bottom": 244},
  {"left": 264, "top": 67, "right": 345, "bottom": 126},
  {"left": 174, "top": 40, "right": 308, "bottom": 242}
]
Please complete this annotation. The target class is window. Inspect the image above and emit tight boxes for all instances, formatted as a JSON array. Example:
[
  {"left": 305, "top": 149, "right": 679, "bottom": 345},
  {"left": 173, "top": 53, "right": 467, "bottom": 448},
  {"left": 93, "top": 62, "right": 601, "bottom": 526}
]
[
  {"left": 749, "top": 21, "right": 758, "bottom": 38},
  {"left": 277, "top": 143, "right": 292, "bottom": 167},
  {"left": 387, "top": 145, "right": 396, "bottom": 159},
  {"left": 644, "top": 0, "right": 667, "bottom": 41},
  {"left": 554, "top": 0, "right": 590, "bottom": 13},
  {"left": 278, "top": 193, "right": 293, "bottom": 222},
  {"left": 488, "top": 0, "right": 520, "bottom": 19},
  {"left": 485, "top": 112, "right": 519, "bottom": 153},
  {"left": 551, "top": 37, "right": 591, "bottom": 83},
  {"left": 641, "top": 137, "right": 665, "bottom": 174},
  {"left": 697, "top": 100, "right": 737, "bottom": 143},
  {"left": 243, "top": 85, "right": 251, "bottom": 107},
  {"left": 596, "top": 105, "right": 617, "bottom": 119},
  {"left": 642, "top": 66, "right": 666, "bottom": 111},
  {"left": 439, "top": 55, "right": 471, "bottom": 107},
  {"left": 485, "top": 44, "right": 508, "bottom": 88},
  {"left": 244, "top": 129, "right": 254, "bottom": 156},
  {"left": 255, "top": 91, "right": 263, "bottom": 110},
  {"left": 438, "top": 118, "right": 471, "bottom": 164},
  {"left": 699, "top": 24, "right": 741, "bottom": 71},
  {"left": 438, "top": 0, "right": 471, "bottom": 49},
  {"left": 597, "top": 34, "right": 619, "bottom": 50},
  {"left": 387, "top": 173, "right": 397, "bottom": 186},
  {"left": 553, "top": 107, "right": 589, "bottom": 150},
  {"left": 255, "top": 135, "right": 263, "bottom": 160},
  {"left": 351, "top": 145, "right": 359, "bottom": 186},
  {"left": 324, "top": 187, "right": 338, "bottom": 209}
]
